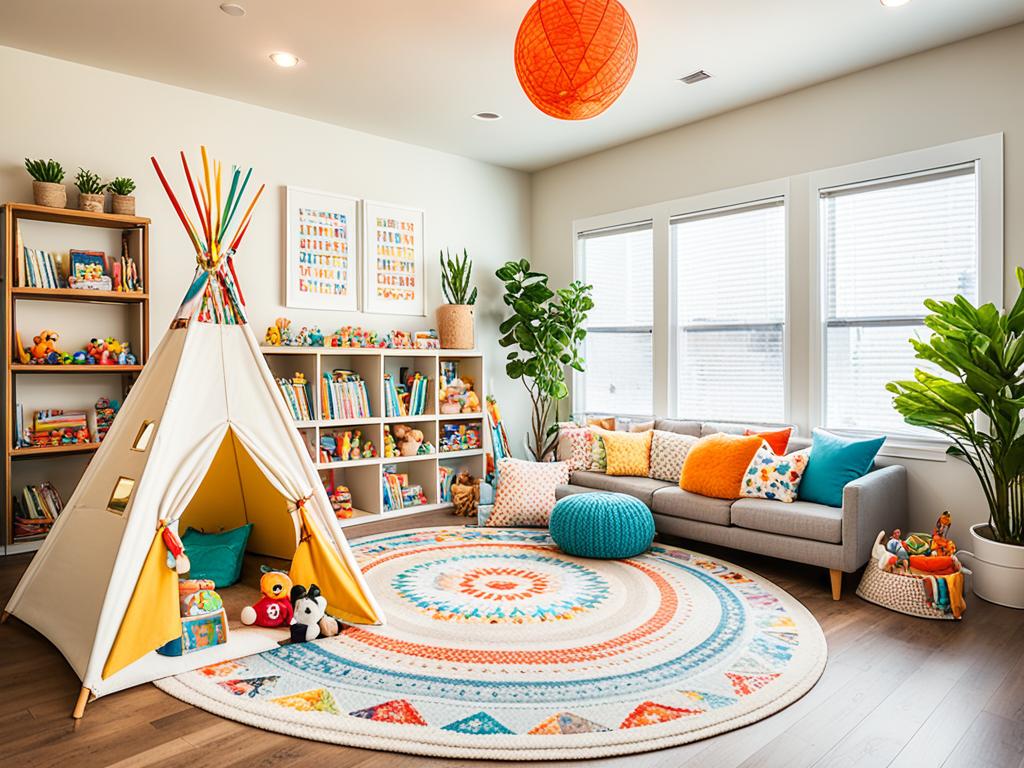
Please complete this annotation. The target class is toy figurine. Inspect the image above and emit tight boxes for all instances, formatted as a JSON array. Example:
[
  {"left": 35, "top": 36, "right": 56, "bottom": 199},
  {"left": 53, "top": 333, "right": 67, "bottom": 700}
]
[
  {"left": 362, "top": 440, "right": 377, "bottom": 458},
  {"left": 329, "top": 485, "right": 353, "bottom": 518},
  {"left": 886, "top": 529, "right": 910, "bottom": 569},
  {"left": 30, "top": 330, "right": 61, "bottom": 364},
  {"left": 383, "top": 426, "right": 398, "bottom": 458},
  {"left": 930, "top": 511, "right": 957, "bottom": 557},
  {"left": 308, "top": 326, "right": 324, "bottom": 347},
  {"left": 349, "top": 430, "right": 362, "bottom": 460},
  {"left": 265, "top": 324, "right": 282, "bottom": 345}
]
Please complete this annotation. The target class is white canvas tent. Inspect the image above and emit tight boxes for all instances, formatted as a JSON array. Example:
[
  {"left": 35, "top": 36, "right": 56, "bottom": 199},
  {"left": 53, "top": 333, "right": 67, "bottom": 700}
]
[{"left": 3, "top": 152, "right": 383, "bottom": 718}]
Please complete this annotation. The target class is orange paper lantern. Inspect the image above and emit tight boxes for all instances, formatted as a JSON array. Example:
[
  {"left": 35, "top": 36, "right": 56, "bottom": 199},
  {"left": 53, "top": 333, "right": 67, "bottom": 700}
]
[{"left": 514, "top": 0, "right": 638, "bottom": 121}]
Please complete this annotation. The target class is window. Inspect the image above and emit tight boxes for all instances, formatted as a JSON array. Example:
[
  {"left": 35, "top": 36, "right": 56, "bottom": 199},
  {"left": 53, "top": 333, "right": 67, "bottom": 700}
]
[
  {"left": 671, "top": 200, "right": 786, "bottom": 422},
  {"left": 821, "top": 164, "right": 978, "bottom": 435},
  {"left": 577, "top": 223, "right": 653, "bottom": 416},
  {"left": 107, "top": 476, "right": 136, "bottom": 515}
]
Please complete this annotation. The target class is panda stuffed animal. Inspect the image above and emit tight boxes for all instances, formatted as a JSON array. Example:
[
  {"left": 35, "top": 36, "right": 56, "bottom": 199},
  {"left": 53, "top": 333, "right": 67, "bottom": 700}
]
[{"left": 289, "top": 584, "right": 341, "bottom": 643}]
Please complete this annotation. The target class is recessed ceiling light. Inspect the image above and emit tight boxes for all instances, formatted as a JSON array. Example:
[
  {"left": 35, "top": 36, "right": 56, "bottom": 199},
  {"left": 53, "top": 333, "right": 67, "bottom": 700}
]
[
  {"left": 269, "top": 52, "right": 300, "bottom": 68},
  {"left": 679, "top": 70, "right": 712, "bottom": 85},
  {"left": 880, "top": 0, "right": 910, "bottom": 6},
  {"left": 219, "top": 3, "right": 245, "bottom": 16},
  {"left": 473, "top": 112, "right": 502, "bottom": 121}
]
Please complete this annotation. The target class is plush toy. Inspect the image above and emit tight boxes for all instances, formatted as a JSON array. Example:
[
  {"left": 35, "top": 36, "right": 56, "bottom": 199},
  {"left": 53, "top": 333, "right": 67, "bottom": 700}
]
[
  {"left": 451, "top": 472, "right": 481, "bottom": 517},
  {"left": 240, "top": 571, "right": 294, "bottom": 628},
  {"left": 308, "top": 326, "right": 324, "bottom": 346},
  {"left": 265, "top": 324, "right": 282, "bottom": 346},
  {"left": 885, "top": 528, "right": 910, "bottom": 569},
  {"left": 161, "top": 526, "right": 191, "bottom": 574},
  {"left": 289, "top": 583, "right": 340, "bottom": 643},
  {"left": 30, "top": 330, "right": 61, "bottom": 364},
  {"left": 391, "top": 424, "right": 425, "bottom": 457}
]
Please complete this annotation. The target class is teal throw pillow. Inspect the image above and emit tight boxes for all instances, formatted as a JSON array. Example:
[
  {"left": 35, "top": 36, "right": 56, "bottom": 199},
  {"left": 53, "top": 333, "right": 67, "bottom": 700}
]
[
  {"left": 798, "top": 429, "right": 885, "bottom": 508},
  {"left": 181, "top": 524, "right": 253, "bottom": 587}
]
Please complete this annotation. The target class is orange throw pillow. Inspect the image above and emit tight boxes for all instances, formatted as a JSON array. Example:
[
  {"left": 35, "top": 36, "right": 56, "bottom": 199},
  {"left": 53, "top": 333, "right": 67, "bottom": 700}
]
[
  {"left": 680, "top": 433, "right": 763, "bottom": 499},
  {"left": 587, "top": 416, "right": 616, "bottom": 431},
  {"left": 744, "top": 427, "right": 792, "bottom": 455}
]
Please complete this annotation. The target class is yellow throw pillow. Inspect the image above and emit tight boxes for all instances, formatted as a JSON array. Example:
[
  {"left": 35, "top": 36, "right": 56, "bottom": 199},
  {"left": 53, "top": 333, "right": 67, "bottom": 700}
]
[{"left": 597, "top": 428, "right": 653, "bottom": 477}]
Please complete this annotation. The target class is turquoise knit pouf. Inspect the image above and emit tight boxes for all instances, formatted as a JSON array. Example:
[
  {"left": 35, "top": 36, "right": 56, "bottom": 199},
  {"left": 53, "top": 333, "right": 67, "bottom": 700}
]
[{"left": 550, "top": 492, "right": 655, "bottom": 559}]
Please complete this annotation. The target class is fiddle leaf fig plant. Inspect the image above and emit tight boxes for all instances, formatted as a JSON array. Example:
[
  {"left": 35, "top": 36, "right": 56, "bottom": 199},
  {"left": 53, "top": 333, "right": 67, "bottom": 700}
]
[
  {"left": 497, "top": 259, "right": 593, "bottom": 462},
  {"left": 886, "top": 267, "right": 1024, "bottom": 546}
]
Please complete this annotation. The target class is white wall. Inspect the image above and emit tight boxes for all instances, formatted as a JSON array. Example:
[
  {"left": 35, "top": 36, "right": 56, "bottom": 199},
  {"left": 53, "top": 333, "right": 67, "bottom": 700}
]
[
  {"left": 531, "top": 23, "right": 1024, "bottom": 534},
  {"left": 0, "top": 45, "right": 532, "bottom": 449}
]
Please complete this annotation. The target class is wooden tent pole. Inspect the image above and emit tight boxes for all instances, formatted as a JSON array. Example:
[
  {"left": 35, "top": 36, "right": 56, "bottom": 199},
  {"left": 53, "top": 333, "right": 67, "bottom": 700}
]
[
  {"left": 0, "top": 610, "right": 10, "bottom": 623},
  {"left": 72, "top": 686, "right": 92, "bottom": 719}
]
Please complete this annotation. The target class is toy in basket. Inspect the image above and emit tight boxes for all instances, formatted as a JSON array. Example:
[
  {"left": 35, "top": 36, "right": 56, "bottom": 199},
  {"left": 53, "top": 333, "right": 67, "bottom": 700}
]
[
  {"left": 856, "top": 513, "right": 968, "bottom": 620},
  {"left": 157, "top": 578, "right": 229, "bottom": 656}
]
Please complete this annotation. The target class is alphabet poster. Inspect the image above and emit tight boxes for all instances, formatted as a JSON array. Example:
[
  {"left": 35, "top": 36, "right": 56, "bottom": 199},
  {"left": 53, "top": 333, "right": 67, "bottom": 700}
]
[
  {"left": 285, "top": 187, "right": 359, "bottom": 311},
  {"left": 363, "top": 201, "right": 425, "bottom": 316}
]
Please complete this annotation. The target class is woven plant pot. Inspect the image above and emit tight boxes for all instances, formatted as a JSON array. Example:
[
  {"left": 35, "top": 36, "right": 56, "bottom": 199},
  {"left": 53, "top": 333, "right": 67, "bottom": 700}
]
[
  {"left": 437, "top": 304, "right": 475, "bottom": 349},
  {"left": 111, "top": 194, "right": 135, "bottom": 216},
  {"left": 79, "top": 193, "right": 105, "bottom": 213},
  {"left": 32, "top": 181, "right": 66, "bottom": 208}
]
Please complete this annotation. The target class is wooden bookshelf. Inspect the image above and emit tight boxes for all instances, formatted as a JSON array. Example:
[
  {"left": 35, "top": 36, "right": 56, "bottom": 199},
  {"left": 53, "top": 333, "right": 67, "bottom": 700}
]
[
  {"left": 262, "top": 346, "right": 487, "bottom": 529},
  {"left": 2, "top": 202, "right": 151, "bottom": 552}
]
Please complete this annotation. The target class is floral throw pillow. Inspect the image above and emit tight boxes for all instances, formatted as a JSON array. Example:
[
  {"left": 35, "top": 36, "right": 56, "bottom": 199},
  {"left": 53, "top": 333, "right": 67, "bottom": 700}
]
[
  {"left": 649, "top": 430, "right": 699, "bottom": 483},
  {"left": 589, "top": 432, "right": 608, "bottom": 472},
  {"left": 741, "top": 441, "right": 811, "bottom": 503},
  {"left": 488, "top": 458, "right": 570, "bottom": 527},
  {"left": 557, "top": 426, "right": 594, "bottom": 472}
]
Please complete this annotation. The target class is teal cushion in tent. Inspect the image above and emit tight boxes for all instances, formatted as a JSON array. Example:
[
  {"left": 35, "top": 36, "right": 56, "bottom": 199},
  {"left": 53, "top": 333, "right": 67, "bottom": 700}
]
[
  {"left": 798, "top": 429, "right": 885, "bottom": 508},
  {"left": 181, "top": 524, "right": 252, "bottom": 587}
]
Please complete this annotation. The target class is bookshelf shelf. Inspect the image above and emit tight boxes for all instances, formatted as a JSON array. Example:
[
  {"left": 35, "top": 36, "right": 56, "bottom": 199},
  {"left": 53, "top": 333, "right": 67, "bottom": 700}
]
[
  {"left": 2, "top": 202, "right": 150, "bottom": 551},
  {"left": 262, "top": 346, "right": 486, "bottom": 530}
]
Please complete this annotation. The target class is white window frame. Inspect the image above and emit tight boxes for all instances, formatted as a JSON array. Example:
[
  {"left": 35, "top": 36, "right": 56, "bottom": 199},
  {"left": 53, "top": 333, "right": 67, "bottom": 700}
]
[
  {"left": 808, "top": 134, "right": 1003, "bottom": 460},
  {"left": 574, "top": 220, "right": 655, "bottom": 419}
]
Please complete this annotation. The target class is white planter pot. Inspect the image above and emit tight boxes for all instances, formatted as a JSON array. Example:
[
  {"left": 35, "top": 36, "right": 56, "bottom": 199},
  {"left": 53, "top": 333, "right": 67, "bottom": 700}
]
[{"left": 959, "top": 523, "right": 1024, "bottom": 609}]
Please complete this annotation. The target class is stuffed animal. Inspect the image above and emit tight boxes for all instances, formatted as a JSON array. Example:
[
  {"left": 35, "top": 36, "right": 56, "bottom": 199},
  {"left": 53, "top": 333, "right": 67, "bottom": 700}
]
[
  {"left": 265, "top": 324, "right": 282, "bottom": 346},
  {"left": 241, "top": 571, "right": 294, "bottom": 628},
  {"left": 885, "top": 528, "right": 910, "bottom": 569},
  {"left": 391, "top": 423, "right": 424, "bottom": 457},
  {"left": 30, "top": 330, "right": 60, "bottom": 363},
  {"left": 451, "top": 472, "right": 481, "bottom": 517},
  {"left": 289, "top": 583, "right": 340, "bottom": 642}
]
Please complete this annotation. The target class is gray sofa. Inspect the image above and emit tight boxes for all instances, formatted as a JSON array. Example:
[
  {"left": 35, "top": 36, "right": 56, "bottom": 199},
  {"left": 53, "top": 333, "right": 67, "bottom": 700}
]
[{"left": 555, "top": 418, "right": 908, "bottom": 599}]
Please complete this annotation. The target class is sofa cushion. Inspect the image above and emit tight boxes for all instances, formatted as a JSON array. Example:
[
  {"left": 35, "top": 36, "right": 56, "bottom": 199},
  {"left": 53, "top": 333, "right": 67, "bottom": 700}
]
[
  {"left": 680, "top": 433, "right": 763, "bottom": 499},
  {"left": 799, "top": 429, "right": 885, "bottom": 508},
  {"left": 653, "top": 419, "right": 701, "bottom": 436},
  {"left": 731, "top": 497, "right": 843, "bottom": 544},
  {"left": 596, "top": 428, "right": 653, "bottom": 477},
  {"left": 489, "top": 458, "right": 569, "bottom": 527},
  {"left": 568, "top": 471, "right": 672, "bottom": 505},
  {"left": 649, "top": 430, "right": 699, "bottom": 482},
  {"left": 651, "top": 487, "right": 733, "bottom": 526}
]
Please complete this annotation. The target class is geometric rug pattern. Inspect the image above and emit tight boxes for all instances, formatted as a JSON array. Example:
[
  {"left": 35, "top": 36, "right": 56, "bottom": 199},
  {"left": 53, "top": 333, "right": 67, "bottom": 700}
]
[{"left": 156, "top": 527, "right": 827, "bottom": 759}]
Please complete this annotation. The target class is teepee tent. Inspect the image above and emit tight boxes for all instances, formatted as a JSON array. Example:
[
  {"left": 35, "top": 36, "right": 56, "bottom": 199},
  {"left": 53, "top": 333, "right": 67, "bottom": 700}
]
[{"left": 3, "top": 149, "right": 382, "bottom": 718}]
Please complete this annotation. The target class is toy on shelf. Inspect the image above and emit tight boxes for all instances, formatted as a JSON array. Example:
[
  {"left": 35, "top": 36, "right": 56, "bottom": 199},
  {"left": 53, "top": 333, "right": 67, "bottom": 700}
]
[
  {"left": 857, "top": 512, "right": 966, "bottom": 619},
  {"left": 95, "top": 398, "right": 121, "bottom": 442},
  {"left": 19, "top": 331, "right": 137, "bottom": 366},
  {"left": 240, "top": 571, "right": 294, "bottom": 628},
  {"left": 450, "top": 472, "right": 481, "bottom": 517},
  {"left": 265, "top": 317, "right": 292, "bottom": 346},
  {"left": 289, "top": 584, "right": 340, "bottom": 643},
  {"left": 383, "top": 425, "right": 399, "bottom": 458},
  {"left": 30, "top": 410, "right": 92, "bottom": 447},
  {"left": 329, "top": 485, "right": 354, "bottom": 518},
  {"left": 440, "top": 422, "right": 482, "bottom": 453},
  {"left": 319, "top": 430, "right": 378, "bottom": 463},
  {"left": 382, "top": 467, "right": 428, "bottom": 511},
  {"left": 29, "top": 330, "right": 61, "bottom": 364},
  {"left": 439, "top": 361, "right": 480, "bottom": 414},
  {"left": 388, "top": 423, "right": 434, "bottom": 457},
  {"left": 262, "top": 317, "right": 442, "bottom": 350},
  {"left": 414, "top": 330, "right": 440, "bottom": 350}
]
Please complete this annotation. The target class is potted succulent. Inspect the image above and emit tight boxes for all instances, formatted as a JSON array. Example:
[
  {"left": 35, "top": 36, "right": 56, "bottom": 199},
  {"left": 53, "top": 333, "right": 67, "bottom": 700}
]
[
  {"left": 497, "top": 259, "right": 593, "bottom": 461},
  {"left": 438, "top": 248, "right": 478, "bottom": 349},
  {"left": 887, "top": 267, "right": 1024, "bottom": 608},
  {"left": 75, "top": 168, "right": 107, "bottom": 213},
  {"left": 24, "top": 158, "right": 66, "bottom": 208},
  {"left": 108, "top": 176, "right": 136, "bottom": 216}
]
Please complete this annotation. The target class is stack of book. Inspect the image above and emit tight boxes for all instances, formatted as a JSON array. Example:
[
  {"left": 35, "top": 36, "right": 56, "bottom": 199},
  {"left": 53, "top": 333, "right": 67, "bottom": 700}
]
[
  {"left": 18, "top": 248, "right": 66, "bottom": 288},
  {"left": 321, "top": 370, "right": 371, "bottom": 419},
  {"left": 384, "top": 372, "right": 429, "bottom": 417},
  {"left": 382, "top": 467, "right": 427, "bottom": 512},
  {"left": 276, "top": 373, "right": 314, "bottom": 420},
  {"left": 13, "top": 482, "right": 64, "bottom": 539}
]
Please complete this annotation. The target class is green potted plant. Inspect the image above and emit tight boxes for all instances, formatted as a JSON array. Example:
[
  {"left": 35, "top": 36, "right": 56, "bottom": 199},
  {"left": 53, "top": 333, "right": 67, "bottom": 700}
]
[
  {"left": 887, "top": 268, "right": 1024, "bottom": 608},
  {"left": 438, "top": 248, "right": 478, "bottom": 349},
  {"left": 75, "top": 168, "right": 107, "bottom": 213},
  {"left": 497, "top": 259, "right": 593, "bottom": 461},
  {"left": 108, "top": 176, "right": 136, "bottom": 216},
  {"left": 24, "top": 158, "right": 66, "bottom": 208}
]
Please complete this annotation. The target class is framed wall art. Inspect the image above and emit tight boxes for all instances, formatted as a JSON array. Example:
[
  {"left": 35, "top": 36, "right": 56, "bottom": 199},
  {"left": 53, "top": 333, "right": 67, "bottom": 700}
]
[
  {"left": 362, "top": 200, "right": 425, "bottom": 316},
  {"left": 285, "top": 187, "right": 359, "bottom": 311}
]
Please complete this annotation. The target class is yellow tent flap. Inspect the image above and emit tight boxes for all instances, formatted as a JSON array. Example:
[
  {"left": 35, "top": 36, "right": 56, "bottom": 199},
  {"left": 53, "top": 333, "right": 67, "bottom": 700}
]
[
  {"left": 289, "top": 507, "right": 378, "bottom": 625},
  {"left": 102, "top": 529, "right": 181, "bottom": 679}
]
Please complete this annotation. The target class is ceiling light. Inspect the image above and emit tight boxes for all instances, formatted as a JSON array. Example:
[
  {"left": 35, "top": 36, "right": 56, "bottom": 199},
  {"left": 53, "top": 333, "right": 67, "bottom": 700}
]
[
  {"left": 679, "top": 70, "right": 712, "bottom": 85},
  {"left": 880, "top": 0, "right": 911, "bottom": 6},
  {"left": 219, "top": 3, "right": 245, "bottom": 16},
  {"left": 473, "top": 112, "right": 502, "bottom": 121},
  {"left": 269, "top": 52, "right": 300, "bottom": 68}
]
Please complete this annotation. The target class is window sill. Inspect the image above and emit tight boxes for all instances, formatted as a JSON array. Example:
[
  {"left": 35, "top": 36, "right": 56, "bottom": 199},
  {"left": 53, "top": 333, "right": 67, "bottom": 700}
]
[{"left": 826, "top": 428, "right": 950, "bottom": 462}]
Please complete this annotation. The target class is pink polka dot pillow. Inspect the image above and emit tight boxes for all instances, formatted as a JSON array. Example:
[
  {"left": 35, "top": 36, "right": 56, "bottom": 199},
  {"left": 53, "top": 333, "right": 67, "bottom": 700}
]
[{"left": 488, "top": 458, "right": 570, "bottom": 527}]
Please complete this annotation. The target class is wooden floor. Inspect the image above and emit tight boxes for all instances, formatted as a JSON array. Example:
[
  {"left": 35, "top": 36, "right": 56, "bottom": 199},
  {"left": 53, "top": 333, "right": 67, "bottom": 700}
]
[{"left": 3, "top": 510, "right": 1024, "bottom": 768}]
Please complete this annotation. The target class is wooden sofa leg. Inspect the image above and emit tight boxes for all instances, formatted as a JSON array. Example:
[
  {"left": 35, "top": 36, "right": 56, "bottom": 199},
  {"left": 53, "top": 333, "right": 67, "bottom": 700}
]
[{"left": 829, "top": 569, "right": 842, "bottom": 601}]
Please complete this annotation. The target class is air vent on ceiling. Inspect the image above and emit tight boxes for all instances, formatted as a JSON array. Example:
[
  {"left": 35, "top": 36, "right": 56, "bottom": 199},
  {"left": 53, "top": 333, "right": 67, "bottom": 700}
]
[{"left": 679, "top": 70, "right": 712, "bottom": 85}]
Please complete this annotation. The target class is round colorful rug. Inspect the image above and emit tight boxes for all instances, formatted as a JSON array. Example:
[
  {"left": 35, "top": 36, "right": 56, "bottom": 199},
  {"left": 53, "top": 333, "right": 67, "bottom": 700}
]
[{"left": 156, "top": 527, "right": 827, "bottom": 759}]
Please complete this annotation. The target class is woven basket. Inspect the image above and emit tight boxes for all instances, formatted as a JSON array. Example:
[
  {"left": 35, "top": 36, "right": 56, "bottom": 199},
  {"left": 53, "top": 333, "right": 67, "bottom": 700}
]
[{"left": 856, "top": 531, "right": 964, "bottom": 620}]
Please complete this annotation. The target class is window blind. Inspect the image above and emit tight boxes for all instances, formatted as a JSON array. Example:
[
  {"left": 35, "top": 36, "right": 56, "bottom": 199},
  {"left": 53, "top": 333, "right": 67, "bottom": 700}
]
[
  {"left": 822, "top": 164, "right": 978, "bottom": 434},
  {"left": 578, "top": 223, "right": 653, "bottom": 416},
  {"left": 672, "top": 199, "right": 785, "bottom": 423}
]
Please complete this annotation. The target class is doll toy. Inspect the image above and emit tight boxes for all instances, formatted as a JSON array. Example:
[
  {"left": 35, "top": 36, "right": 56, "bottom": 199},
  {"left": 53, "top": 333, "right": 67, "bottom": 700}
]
[{"left": 240, "top": 571, "right": 294, "bottom": 628}]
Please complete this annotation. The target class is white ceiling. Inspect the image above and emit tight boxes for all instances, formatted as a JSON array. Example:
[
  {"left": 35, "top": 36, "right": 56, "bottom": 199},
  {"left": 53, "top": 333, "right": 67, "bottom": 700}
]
[{"left": 3, "top": 0, "right": 1023, "bottom": 171}]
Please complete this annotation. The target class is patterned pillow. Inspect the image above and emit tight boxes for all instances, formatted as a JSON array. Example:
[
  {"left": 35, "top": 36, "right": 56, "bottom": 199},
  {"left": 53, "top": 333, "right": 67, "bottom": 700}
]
[
  {"left": 597, "top": 428, "right": 653, "bottom": 477},
  {"left": 589, "top": 432, "right": 607, "bottom": 472},
  {"left": 557, "top": 426, "right": 594, "bottom": 472},
  {"left": 488, "top": 458, "right": 570, "bottom": 527},
  {"left": 649, "top": 430, "right": 699, "bottom": 482},
  {"left": 741, "top": 441, "right": 811, "bottom": 503}
]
